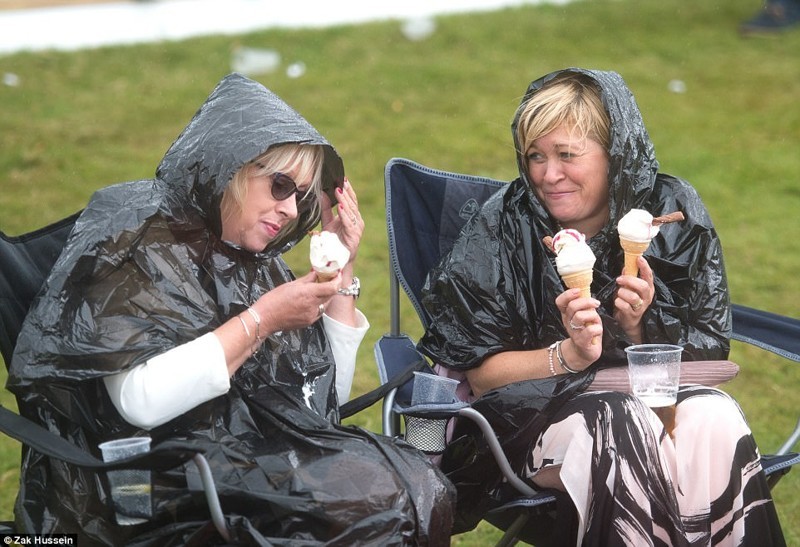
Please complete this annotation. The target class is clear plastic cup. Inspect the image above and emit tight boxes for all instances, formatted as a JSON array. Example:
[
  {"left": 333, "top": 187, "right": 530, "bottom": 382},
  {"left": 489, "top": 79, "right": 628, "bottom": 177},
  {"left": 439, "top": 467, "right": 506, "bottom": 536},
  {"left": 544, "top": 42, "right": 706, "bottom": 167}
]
[
  {"left": 625, "top": 344, "right": 683, "bottom": 436},
  {"left": 98, "top": 436, "right": 153, "bottom": 525},
  {"left": 411, "top": 372, "right": 459, "bottom": 405}
]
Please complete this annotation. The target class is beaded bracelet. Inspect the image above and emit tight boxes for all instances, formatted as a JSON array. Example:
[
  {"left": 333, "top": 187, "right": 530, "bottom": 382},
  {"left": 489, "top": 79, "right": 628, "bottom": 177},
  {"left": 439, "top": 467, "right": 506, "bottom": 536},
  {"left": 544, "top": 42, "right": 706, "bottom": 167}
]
[
  {"left": 556, "top": 340, "right": 581, "bottom": 374},
  {"left": 548, "top": 342, "right": 558, "bottom": 376}
]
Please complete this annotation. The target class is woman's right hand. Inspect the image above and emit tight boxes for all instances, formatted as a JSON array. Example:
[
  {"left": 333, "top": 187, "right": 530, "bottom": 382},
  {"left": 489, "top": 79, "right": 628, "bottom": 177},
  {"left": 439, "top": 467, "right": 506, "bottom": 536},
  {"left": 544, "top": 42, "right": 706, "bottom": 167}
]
[
  {"left": 555, "top": 288, "right": 603, "bottom": 370},
  {"left": 254, "top": 270, "right": 341, "bottom": 335},
  {"left": 218, "top": 271, "right": 340, "bottom": 376}
]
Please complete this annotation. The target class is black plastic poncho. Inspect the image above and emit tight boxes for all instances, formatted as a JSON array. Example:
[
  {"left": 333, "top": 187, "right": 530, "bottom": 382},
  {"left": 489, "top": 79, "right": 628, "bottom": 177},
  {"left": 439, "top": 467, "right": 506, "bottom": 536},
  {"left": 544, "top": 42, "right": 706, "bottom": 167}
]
[
  {"left": 418, "top": 68, "right": 730, "bottom": 532},
  {"left": 8, "top": 73, "right": 454, "bottom": 546}
]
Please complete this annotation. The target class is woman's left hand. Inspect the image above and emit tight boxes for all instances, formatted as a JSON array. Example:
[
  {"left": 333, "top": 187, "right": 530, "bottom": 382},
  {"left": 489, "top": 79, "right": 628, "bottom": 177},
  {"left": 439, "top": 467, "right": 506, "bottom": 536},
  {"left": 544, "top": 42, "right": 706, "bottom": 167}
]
[
  {"left": 320, "top": 178, "right": 364, "bottom": 264},
  {"left": 614, "top": 255, "right": 655, "bottom": 341}
]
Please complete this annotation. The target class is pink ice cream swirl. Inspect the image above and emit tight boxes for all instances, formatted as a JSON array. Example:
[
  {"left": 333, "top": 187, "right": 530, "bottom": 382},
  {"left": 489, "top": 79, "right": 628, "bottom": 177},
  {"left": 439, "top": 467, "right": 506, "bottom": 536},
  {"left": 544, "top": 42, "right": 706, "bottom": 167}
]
[{"left": 552, "top": 229, "right": 596, "bottom": 276}]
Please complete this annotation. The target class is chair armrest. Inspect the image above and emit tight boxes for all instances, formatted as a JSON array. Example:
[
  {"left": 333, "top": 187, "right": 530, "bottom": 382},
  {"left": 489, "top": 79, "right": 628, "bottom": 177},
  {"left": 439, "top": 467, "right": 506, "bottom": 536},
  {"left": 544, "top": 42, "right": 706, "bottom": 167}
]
[
  {"left": 586, "top": 360, "right": 739, "bottom": 392},
  {"left": 0, "top": 405, "right": 202, "bottom": 471},
  {"left": 396, "top": 401, "right": 468, "bottom": 420}
]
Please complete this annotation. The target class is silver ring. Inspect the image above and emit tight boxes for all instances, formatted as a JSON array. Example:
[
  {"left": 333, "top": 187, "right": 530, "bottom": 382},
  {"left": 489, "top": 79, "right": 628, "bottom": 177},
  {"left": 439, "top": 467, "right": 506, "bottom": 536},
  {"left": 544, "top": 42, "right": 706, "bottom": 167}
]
[
  {"left": 569, "top": 320, "right": 585, "bottom": 331},
  {"left": 318, "top": 303, "right": 325, "bottom": 316},
  {"left": 632, "top": 299, "right": 643, "bottom": 311}
]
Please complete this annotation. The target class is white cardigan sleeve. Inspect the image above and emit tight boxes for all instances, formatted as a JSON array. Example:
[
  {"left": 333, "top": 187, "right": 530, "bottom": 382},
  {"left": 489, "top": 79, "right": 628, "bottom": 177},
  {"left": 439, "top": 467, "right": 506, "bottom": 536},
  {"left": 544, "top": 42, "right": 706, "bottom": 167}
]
[
  {"left": 103, "top": 332, "right": 229, "bottom": 430},
  {"left": 322, "top": 309, "right": 369, "bottom": 403}
]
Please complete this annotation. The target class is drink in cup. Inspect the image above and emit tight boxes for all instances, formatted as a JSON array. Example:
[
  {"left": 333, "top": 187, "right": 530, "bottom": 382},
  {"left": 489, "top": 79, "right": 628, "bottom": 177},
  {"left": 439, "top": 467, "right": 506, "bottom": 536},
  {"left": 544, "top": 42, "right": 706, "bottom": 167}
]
[
  {"left": 98, "top": 436, "right": 153, "bottom": 525},
  {"left": 625, "top": 344, "right": 682, "bottom": 437}
]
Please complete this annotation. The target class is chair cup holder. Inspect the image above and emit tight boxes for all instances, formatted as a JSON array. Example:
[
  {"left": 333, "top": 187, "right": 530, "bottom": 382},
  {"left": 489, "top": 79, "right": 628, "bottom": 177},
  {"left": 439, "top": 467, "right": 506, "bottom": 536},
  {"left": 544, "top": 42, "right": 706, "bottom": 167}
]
[{"left": 403, "top": 415, "right": 448, "bottom": 454}]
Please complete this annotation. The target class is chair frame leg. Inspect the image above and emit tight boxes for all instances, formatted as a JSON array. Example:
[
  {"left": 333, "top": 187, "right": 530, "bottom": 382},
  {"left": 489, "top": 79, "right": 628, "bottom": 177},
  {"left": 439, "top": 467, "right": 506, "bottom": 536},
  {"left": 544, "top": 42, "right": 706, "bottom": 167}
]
[
  {"left": 494, "top": 512, "right": 531, "bottom": 547},
  {"left": 192, "top": 454, "right": 231, "bottom": 542}
]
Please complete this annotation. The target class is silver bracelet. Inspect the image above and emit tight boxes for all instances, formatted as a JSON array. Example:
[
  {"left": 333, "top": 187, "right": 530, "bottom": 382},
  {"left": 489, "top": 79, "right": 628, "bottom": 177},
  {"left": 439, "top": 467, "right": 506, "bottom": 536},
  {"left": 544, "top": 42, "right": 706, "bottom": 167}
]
[
  {"left": 245, "top": 308, "right": 263, "bottom": 356},
  {"left": 237, "top": 315, "right": 251, "bottom": 338},
  {"left": 548, "top": 342, "right": 558, "bottom": 376},
  {"left": 556, "top": 340, "right": 580, "bottom": 374},
  {"left": 246, "top": 307, "right": 261, "bottom": 339}
]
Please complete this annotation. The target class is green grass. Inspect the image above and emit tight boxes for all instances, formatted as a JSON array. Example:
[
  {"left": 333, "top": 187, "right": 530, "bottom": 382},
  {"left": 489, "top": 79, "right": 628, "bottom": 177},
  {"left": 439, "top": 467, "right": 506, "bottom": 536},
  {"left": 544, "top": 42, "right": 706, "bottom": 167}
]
[{"left": 1, "top": 0, "right": 799, "bottom": 544}]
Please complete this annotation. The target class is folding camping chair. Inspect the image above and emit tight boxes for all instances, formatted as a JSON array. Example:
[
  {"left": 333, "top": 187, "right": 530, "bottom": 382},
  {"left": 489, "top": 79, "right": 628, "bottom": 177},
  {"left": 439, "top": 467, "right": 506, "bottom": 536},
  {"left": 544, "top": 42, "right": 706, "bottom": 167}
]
[
  {"left": 0, "top": 214, "right": 231, "bottom": 541},
  {"left": 375, "top": 157, "right": 800, "bottom": 545}
]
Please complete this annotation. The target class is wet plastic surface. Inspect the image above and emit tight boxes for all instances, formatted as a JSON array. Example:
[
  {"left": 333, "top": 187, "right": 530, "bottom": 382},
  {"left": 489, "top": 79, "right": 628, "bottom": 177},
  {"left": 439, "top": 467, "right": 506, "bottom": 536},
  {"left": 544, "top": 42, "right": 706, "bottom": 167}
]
[{"left": 7, "top": 73, "right": 454, "bottom": 545}]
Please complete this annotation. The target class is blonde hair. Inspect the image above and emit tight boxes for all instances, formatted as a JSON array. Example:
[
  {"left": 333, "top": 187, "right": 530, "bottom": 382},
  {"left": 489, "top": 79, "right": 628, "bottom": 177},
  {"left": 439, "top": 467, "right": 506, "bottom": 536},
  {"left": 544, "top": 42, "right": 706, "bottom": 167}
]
[
  {"left": 221, "top": 143, "right": 324, "bottom": 234},
  {"left": 516, "top": 73, "right": 610, "bottom": 155}
]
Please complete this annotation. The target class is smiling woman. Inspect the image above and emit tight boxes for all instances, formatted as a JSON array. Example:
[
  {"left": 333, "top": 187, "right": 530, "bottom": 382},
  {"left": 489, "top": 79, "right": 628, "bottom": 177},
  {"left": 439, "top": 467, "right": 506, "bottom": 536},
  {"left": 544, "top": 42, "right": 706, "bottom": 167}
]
[
  {"left": 419, "top": 68, "right": 786, "bottom": 545},
  {"left": 523, "top": 125, "right": 610, "bottom": 237}
]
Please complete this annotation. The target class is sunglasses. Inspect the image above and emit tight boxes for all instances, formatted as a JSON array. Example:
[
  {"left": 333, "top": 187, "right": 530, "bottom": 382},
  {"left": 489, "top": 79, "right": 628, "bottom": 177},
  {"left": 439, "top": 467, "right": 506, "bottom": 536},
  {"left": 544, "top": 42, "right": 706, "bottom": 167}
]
[{"left": 270, "top": 172, "right": 300, "bottom": 201}]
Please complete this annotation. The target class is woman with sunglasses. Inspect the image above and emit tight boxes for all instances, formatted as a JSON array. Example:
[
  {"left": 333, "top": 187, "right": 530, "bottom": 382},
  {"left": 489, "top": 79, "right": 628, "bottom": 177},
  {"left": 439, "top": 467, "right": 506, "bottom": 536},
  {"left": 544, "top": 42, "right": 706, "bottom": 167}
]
[{"left": 8, "top": 73, "right": 455, "bottom": 545}]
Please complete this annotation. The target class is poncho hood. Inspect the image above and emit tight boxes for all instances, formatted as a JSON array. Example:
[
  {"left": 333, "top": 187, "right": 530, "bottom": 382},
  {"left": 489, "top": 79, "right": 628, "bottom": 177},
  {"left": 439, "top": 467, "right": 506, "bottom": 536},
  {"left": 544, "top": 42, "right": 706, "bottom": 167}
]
[{"left": 158, "top": 72, "right": 344, "bottom": 254}]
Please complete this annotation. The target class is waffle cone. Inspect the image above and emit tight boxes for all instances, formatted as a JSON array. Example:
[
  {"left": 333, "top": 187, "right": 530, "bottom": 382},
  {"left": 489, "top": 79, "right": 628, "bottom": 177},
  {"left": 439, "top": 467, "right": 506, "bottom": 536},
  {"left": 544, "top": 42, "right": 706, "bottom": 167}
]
[
  {"left": 619, "top": 238, "right": 650, "bottom": 276},
  {"left": 561, "top": 270, "right": 593, "bottom": 298},
  {"left": 314, "top": 269, "right": 338, "bottom": 282}
]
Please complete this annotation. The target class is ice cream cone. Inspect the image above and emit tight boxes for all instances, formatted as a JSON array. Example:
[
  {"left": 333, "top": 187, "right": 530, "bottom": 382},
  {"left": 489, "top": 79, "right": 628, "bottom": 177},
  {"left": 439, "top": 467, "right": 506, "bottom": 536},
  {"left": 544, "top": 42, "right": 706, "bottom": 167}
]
[
  {"left": 619, "top": 238, "right": 650, "bottom": 277},
  {"left": 561, "top": 269, "right": 593, "bottom": 298},
  {"left": 309, "top": 231, "right": 349, "bottom": 283}
]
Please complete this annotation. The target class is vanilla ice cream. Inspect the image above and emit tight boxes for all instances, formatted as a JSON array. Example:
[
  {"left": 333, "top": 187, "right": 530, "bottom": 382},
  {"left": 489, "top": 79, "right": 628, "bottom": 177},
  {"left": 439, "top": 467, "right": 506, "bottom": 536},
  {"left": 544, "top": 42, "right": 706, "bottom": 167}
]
[
  {"left": 617, "top": 209, "right": 660, "bottom": 243},
  {"left": 309, "top": 231, "right": 350, "bottom": 280},
  {"left": 617, "top": 209, "right": 660, "bottom": 276}
]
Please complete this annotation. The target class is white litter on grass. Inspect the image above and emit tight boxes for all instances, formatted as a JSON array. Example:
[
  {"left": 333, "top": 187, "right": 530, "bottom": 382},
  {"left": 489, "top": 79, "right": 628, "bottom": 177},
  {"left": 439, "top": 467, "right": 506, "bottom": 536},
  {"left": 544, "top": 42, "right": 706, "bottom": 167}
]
[
  {"left": 286, "top": 61, "right": 306, "bottom": 79},
  {"left": 668, "top": 79, "right": 687, "bottom": 94},
  {"left": 401, "top": 17, "right": 437, "bottom": 41},
  {"left": 3, "top": 72, "right": 20, "bottom": 86},
  {"left": 231, "top": 46, "right": 281, "bottom": 75},
  {"left": 0, "top": 0, "right": 578, "bottom": 55}
]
